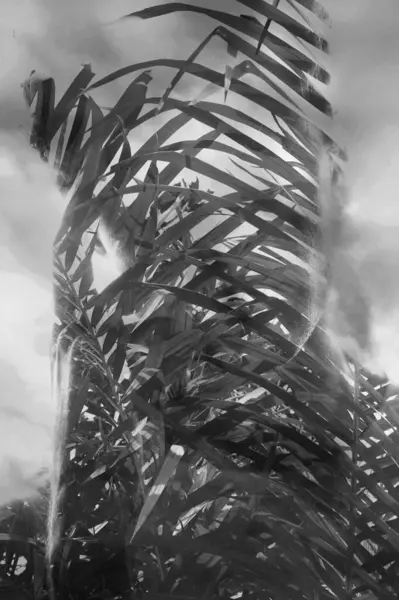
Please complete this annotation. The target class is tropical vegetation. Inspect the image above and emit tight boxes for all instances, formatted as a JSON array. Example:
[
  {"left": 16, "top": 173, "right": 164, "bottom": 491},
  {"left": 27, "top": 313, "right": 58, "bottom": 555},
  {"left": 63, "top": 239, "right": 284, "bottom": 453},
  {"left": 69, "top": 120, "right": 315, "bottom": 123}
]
[{"left": 2, "top": 2, "right": 399, "bottom": 599}]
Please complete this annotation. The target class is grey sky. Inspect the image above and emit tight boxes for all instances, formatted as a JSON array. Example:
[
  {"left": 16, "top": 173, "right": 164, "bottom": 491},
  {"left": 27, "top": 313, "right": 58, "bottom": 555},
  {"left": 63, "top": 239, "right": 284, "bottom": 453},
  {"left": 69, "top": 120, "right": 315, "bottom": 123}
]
[{"left": 0, "top": 0, "right": 322, "bottom": 505}]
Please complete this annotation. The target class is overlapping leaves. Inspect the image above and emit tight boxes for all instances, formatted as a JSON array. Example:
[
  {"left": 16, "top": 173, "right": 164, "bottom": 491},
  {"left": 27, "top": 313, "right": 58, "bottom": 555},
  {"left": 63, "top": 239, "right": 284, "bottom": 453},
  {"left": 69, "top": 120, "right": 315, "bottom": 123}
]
[{"left": 3, "top": 2, "right": 399, "bottom": 600}]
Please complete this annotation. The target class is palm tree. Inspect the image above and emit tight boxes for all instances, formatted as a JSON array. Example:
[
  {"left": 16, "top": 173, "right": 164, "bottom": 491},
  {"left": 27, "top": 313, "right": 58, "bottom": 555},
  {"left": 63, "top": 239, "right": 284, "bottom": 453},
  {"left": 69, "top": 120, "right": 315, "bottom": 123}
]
[{"left": 2, "top": 2, "right": 399, "bottom": 599}]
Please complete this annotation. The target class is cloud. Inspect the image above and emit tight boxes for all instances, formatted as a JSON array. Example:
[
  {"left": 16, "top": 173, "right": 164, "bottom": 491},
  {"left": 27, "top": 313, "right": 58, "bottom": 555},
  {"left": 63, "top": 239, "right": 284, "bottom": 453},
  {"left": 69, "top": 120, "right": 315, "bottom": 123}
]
[
  {"left": 320, "top": 0, "right": 399, "bottom": 382},
  {"left": 0, "top": 129, "right": 63, "bottom": 504},
  {"left": 0, "top": 0, "right": 334, "bottom": 505},
  {"left": 0, "top": 0, "right": 235, "bottom": 506},
  {"left": 0, "top": 0, "right": 149, "bottom": 506}
]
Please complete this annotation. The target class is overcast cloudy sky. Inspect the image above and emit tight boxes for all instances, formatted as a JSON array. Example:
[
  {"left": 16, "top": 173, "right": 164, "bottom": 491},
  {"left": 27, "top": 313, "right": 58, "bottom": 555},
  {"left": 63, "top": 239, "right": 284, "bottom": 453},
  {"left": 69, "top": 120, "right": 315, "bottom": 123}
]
[
  {"left": 319, "top": 0, "right": 399, "bottom": 384},
  {"left": 4, "top": 0, "right": 388, "bottom": 503},
  {"left": 1, "top": 0, "right": 290, "bottom": 505}
]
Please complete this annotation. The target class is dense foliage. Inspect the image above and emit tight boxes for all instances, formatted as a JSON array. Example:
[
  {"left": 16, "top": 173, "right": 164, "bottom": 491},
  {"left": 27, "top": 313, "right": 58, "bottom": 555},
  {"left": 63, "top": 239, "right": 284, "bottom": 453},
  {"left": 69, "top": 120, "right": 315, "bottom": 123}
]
[{"left": 2, "top": 2, "right": 399, "bottom": 599}]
